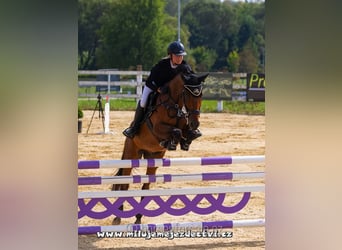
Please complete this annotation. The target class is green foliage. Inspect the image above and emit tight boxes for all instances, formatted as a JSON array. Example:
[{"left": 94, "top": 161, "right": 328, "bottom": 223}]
[
  {"left": 78, "top": 106, "right": 84, "bottom": 119},
  {"left": 227, "top": 50, "right": 240, "bottom": 72},
  {"left": 181, "top": 0, "right": 264, "bottom": 72},
  {"left": 183, "top": 1, "right": 227, "bottom": 70},
  {"left": 182, "top": 1, "right": 225, "bottom": 50},
  {"left": 96, "top": 0, "right": 173, "bottom": 70},
  {"left": 78, "top": 98, "right": 137, "bottom": 111},
  {"left": 78, "top": 99, "right": 264, "bottom": 115},
  {"left": 238, "top": 41, "right": 258, "bottom": 73},
  {"left": 234, "top": 1, "right": 265, "bottom": 73},
  {"left": 78, "top": 0, "right": 265, "bottom": 72},
  {"left": 191, "top": 46, "right": 217, "bottom": 72},
  {"left": 78, "top": 0, "right": 110, "bottom": 69}
]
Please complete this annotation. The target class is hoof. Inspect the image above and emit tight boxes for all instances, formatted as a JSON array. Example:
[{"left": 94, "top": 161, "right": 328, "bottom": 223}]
[
  {"left": 160, "top": 140, "right": 167, "bottom": 148},
  {"left": 187, "top": 129, "right": 202, "bottom": 141},
  {"left": 167, "top": 143, "right": 177, "bottom": 150},
  {"left": 112, "top": 217, "right": 121, "bottom": 225},
  {"left": 160, "top": 140, "right": 177, "bottom": 150},
  {"left": 134, "top": 218, "right": 142, "bottom": 225},
  {"left": 180, "top": 142, "right": 190, "bottom": 151}
]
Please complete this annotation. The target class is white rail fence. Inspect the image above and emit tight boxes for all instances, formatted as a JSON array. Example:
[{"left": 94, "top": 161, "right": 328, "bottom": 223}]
[
  {"left": 78, "top": 70, "right": 150, "bottom": 102},
  {"left": 78, "top": 70, "right": 250, "bottom": 110}
]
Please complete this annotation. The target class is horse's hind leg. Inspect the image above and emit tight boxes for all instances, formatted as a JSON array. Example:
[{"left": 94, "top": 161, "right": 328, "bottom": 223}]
[
  {"left": 134, "top": 152, "right": 164, "bottom": 224},
  {"left": 112, "top": 137, "right": 141, "bottom": 225},
  {"left": 134, "top": 166, "right": 158, "bottom": 225},
  {"left": 111, "top": 168, "right": 132, "bottom": 225}
]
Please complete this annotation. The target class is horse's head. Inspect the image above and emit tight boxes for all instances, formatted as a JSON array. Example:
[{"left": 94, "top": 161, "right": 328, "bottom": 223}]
[
  {"left": 161, "top": 71, "right": 208, "bottom": 130},
  {"left": 180, "top": 72, "right": 209, "bottom": 130}
]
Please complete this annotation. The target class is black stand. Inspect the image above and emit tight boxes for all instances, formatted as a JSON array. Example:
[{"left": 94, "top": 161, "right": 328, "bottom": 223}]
[{"left": 86, "top": 93, "right": 105, "bottom": 134}]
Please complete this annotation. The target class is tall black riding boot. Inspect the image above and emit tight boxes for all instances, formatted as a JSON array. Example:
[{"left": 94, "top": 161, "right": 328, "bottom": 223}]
[{"left": 122, "top": 102, "right": 145, "bottom": 138}]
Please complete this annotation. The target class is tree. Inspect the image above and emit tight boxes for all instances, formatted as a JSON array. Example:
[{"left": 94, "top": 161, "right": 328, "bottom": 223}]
[
  {"left": 238, "top": 41, "right": 258, "bottom": 73},
  {"left": 182, "top": 0, "right": 239, "bottom": 70},
  {"left": 191, "top": 46, "right": 217, "bottom": 72},
  {"left": 96, "top": 0, "right": 174, "bottom": 70},
  {"left": 78, "top": 0, "right": 265, "bottom": 72},
  {"left": 78, "top": 0, "right": 110, "bottom": 70},
  {"left": 227, "top": 50, "right": 240, "bottom": 72},
  {"left": 235, "top": 1, "right": 265, "bottom": 72}
]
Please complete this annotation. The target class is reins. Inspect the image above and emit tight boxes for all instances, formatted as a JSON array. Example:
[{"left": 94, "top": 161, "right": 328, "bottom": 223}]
[
  {"left": 157, "top": 86, "right": 201, "bottom": 126},
  {"left": 145, "top": 74, "right": 203, "bottom": 142}
]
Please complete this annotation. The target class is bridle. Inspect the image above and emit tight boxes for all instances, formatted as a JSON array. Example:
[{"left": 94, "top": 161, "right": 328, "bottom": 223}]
[{"left": 157, "top": 81, "right": 203, "bottom": 126}]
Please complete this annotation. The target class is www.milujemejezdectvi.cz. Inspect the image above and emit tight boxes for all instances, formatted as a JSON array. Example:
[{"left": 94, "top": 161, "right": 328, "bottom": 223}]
[{"left": 96, "top": 230, "right": 233, "bottom": 240}]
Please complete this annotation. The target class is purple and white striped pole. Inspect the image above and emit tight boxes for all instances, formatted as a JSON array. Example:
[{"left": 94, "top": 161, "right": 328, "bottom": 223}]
[
  {"left": 78, "top": 155, "right": 265, "bottom": 169},
  {"left": 78, "top": 219, "right": 265, "bottom": 234},
  {"left": 78, "top": 171, "right": 265, "bottom": 185}
]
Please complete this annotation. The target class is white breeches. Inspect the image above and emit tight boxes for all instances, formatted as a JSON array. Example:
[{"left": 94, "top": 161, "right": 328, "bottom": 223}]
[{"left": 140, "top": 86, "right": 153, "bottom": 108}]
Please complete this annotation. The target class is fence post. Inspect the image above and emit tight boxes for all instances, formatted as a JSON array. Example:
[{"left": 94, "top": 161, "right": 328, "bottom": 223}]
[
  {"left": 107, "top": 72, "right": 111, "bottom": 95},
  {"left": 136, "top": 65, "right": 143, "bottom": 104},
  {"left": 217, "top": 100, "right": 223, "bottom": 112}
]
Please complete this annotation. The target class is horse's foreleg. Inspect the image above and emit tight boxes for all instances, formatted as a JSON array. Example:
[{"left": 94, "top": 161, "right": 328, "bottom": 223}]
[
  {"left": 157, "top": 127, "right": 182, "bottom": 150},
  {"left": 167, "top": 128, "right": 182, "bottom": 150},
  {"left": 180, "top": 128, "right": 202, "bottom": 151},
  {"left": 153, "top": 123, "right": 182, "bottom": 150},
  {"left": 180, "top": 138, "right": 191, "bottom": 151}
]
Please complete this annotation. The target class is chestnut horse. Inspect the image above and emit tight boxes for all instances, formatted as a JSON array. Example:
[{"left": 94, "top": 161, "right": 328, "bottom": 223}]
[{"left": 112, "top": 72, "right": 209, "bottom": 225}]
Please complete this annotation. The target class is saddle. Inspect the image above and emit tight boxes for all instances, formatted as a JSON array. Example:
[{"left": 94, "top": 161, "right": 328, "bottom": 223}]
[{"left": 144, "top": 91, "right": 159, "bottom": 119}]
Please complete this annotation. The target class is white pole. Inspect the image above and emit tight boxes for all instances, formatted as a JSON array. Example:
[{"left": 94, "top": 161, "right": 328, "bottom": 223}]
[
  {"left": 103, "top": 96, "right": 114, "bottom": 134},
  {"left": 78, "top": 185, "right": 265, "bottom": 199},
  {"left": 178, "top": 0, "right": 181, "bottom": 41},
  {"left": 217, "top": 100, "right": 223, "bottom": 112},
  {"left": 136, "top": 65, "right": 143, "bottom": 104},
  {"left": 107, "top": 73, "right": 110, "bottom": 95}
]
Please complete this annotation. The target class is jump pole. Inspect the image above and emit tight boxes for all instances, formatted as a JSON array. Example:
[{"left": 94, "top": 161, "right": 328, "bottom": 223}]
[
  {"left": 78, "top": 185, "right": 265, "bottom": 199},
  {"left": 78, "top": 171, "right": 265, "bottom": 185},
  {"left": 79, "top": 219, "right": 265, "bottom": 234},
  {"left": 78, "top": 155, "right": 265, "bottom": 169}
]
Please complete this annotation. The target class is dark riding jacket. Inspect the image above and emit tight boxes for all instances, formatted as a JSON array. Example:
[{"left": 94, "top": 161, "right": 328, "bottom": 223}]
[{"left": 145, "top": 58, "right": 193, "bottom": 91}]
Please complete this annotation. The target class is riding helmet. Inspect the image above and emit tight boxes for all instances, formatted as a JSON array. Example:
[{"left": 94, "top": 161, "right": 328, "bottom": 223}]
[{"left": 167, "top": 41, "right": 187, "bottom": 56}]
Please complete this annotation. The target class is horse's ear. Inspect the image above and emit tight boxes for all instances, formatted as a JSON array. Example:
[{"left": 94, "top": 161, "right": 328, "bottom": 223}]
[
  {"left": 182, "top": 74, "right": 191, "bottom": 82},
  {"left": 197, "top": 73, "right": 209, "bottom": 83}
]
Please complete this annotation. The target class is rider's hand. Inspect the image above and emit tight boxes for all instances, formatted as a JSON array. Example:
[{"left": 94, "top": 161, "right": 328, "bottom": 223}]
[{"left": 177, "top": 64, "right": 192, "bottom": 74}]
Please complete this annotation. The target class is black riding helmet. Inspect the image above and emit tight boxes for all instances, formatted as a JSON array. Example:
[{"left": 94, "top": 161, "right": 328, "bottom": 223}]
[{"left": 167, "top": 41, "right": 187, "bottom": 56}]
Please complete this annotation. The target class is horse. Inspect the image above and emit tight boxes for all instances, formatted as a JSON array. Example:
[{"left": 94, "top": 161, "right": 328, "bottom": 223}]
[{"left": 112, "top": 71, "right": 209, "bottom": 225}]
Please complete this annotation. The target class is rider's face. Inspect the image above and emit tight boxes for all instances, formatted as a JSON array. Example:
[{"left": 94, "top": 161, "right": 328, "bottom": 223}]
[{"left": 171, "top": 54, "right": 183, "bottom": 65}]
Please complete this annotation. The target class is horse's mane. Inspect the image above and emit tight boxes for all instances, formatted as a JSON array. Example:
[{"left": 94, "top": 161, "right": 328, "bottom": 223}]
[
  {"left": 159, "top": 73, "right": 183, "bottom": 95},
  {"left": 159, "top": 71, "right": 208, "bottom": 97}
]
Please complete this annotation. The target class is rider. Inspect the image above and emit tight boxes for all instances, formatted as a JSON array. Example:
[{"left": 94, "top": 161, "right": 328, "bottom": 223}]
[{"left": 123, "top": 41, "right": 201, "bottom": 141}]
